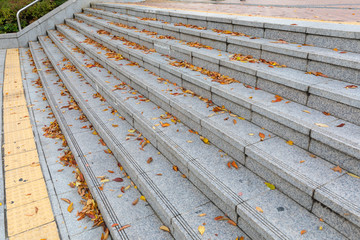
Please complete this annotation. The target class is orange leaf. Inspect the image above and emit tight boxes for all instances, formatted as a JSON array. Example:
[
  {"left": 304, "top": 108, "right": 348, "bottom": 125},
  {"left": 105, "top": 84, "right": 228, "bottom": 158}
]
[
  {"left": 119, "top": 224, "right": 131, "bottom": 231},
  {"left": 214, "top": 216, "right": 226, "bottom": 221},
  {"left": 231, "top": 161, "right": 238, "bottom": 169},
  {"left": 256, "top": 206, "right": 263, "bottom": 213},
  {"left": 132, "top": 198, "right": 139, "bottom": 205},
  {"left": 227, "top": 162, "right": 231, "bottom": 168},
  {"left": 161, "top": 122, "right": 170, "bottom": 127},
  {"left": 67, "top": 202, "right": 74, "bottom": 213},
  {"left": 259, "top": 133, "right": 265, "bottom": 141},
  {"left": 61, "top": 198, "right": 71, "bottom": 204},
  {"left": 173, "top": 165, "right": 178, "bottom": 171},
  {"left": 112, "top": 223, "right": 119, "bottom": 227},
  {"left": 332, "top": 165, "right": 342, "bottom": 173},
  {"left": 108, "top": 170, "right": 114, "bottom": 173},
  {"left": 227, "top": 220, "right": 237, "bottom": 226},
  {"left": 147, "top": 157, "right": 153, "bottom": 164},
  {"left": 233, "top": 119, "right": 237, "bottom": 125},
  {"left": 300, "top": 230, "right": 307, "bottom": 235}
]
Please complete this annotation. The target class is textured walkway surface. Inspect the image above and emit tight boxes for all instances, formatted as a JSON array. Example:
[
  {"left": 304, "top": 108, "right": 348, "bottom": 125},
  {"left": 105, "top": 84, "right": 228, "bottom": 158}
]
[
  {"left": 2, "top": 49, "right": 60, "bottom": 239},
  {"left": 128, "top": 0, "right": 360, "bottom": 23}
]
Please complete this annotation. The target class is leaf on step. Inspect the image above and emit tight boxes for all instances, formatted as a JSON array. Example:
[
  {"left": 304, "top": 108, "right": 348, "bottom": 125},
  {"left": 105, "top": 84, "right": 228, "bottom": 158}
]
[
  {"left": 104, "top": 149, "right": 112, "bottom": 154},
  {"left": 227, "top": 162, "right": 231, "bottom": 168},
  {"left": 259, "top": 133, "right": 265, "bottom": 141},
  {"left": 231, "top": 161, "right": 238, "bottom": 169},
  {"left": 200, "top": 136, "right": 209, "bottom": 144},
  {"left": 300, "top": 230, "right": 307, "bottom": 235},
  {"left": 108, "top": 170, "right": 114, "bottom": 173},
  {"left": 302, "top": 110, "right": 310, "bottom": 114},
  {"left": 286, "top": 140, "right": 294, "bottom": 146},
  {"left": 198, "top": 225, "right": 205, "bottom": 235},
  {"left": 67, "top": 202, "right": 74, "bottom": 213},
  {"left": 315, "top": 123, "right": 329, "bottom": 128},
  {"left": 113, "top": 178, "right": 123, "bottom": 182},
  {"left": 112, "top": 223, "right": 119, "bottom": 227},
  {"left": 256, "top": 206, "right": 263, "bottom": 213},
  {"left": 132, "top": 198, "right": 139, "bottom": 205},
  {"left": 332, "top": 165, "right": 342, "bottom": 173},
  {"left": 160, "top": 225, "right": 170, "bottom": 232},
  {"left": 100, "top": 179, "right": 110, "bottom": 183},
  {"left": 336, "top": 123, "right": 345, "bottom": 127},
  {"left": 198, "top": 213, "right": 206, "bottom": 217},
  {"left": 264, "top": 182, "right": 276, "bottom": 190},
  {"left": 92, "top": 131, "right": 98, "bottom": 135},
  {"left": 347, "top": 173, "right": 360, "bottom": 179},
  {"left": 147, "top": 157, "right": 153, "bottom": 164},
  {"left": 322, "top": 112, "right": 331, "bottom": 116},
  {"left": 161, "top": 122, "right": 170, "bottom": 127},
  {"left": 333, "top": 48, "right": 338, "bottom": 51},
  {"left": 233, "top": 119, "right": 237, "bottom": 125},
  {"left": 112, "top": 124, "right": 118, "bottom": 127},
  {"left": 227, "top": 220, "right": 237, "bottom": 226},
  {"left": 214, "top": 216, "right": 228, "bottom": 221},
  {"left": 173, "top": 165, "right": 179, "bottom": 171},
  {"left": 118, "top": 224, "right": 131, "bottom": 231},
  {"left": 345, "top": 85, "right": 358, "bottom": 89},
  {"left": 140, "top": 196, "right": 146, "bottom": 201},
  {"left": 128, "top": 129, "right": 136, "bottom": 133},
  {"left": 61, "top": 198, "right": 71, "bottom": 204},
  {"left": 117, "top": 194, "right": 123, "bottom": 198}
]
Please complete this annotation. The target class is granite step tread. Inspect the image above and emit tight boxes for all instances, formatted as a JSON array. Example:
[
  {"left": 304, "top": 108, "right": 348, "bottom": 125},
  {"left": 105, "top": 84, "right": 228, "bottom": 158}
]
[
  {"left": 84, "top": 7, "right": 360, "bottom": 71},
  {"left": 29, "top": 40, "right": 174, "bottom": 240},
  {"left": 70, "top": 14, "right": 360, "bottom": 126},
  {"left": 57, "top": 21, "right": 360, "bottom": 169},
  {"left": 37, "top": 35, "right": 250, "bottom": 240},
  {"left": 47, "top": 26, "right": 355, "bottom": 239}
]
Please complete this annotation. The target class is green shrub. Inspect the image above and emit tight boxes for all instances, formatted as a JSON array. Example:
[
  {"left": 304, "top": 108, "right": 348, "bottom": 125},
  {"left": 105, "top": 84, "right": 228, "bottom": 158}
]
[{"left": 0, "top": 0, "right": 67, "bottom": 33}]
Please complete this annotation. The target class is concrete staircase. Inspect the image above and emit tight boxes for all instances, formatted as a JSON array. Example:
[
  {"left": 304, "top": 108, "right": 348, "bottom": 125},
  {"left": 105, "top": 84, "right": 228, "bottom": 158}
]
[{"left": 23, "top": 3, "right": 359, "bottom": 239}]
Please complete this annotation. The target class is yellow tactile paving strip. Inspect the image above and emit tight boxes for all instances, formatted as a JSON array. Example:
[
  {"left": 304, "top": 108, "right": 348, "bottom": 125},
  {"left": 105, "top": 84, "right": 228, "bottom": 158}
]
[{"left": 3, "top": 49, "right": 60, "bottom": 239}]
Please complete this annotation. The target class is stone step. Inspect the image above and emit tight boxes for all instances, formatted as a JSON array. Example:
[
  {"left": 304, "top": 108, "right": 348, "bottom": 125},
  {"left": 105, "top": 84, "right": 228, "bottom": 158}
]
[
  {"left": 57, "top": 21, "right": 360, "bottom": 178},
  {"left": 36, "top": 36, "right": 250, "bottom": 240},
  {"left": 47, "top": 25, "right": 358, "bottom": 239},
  {"left": 92, "top": 3, "right": 360, "bottom": 54},
  {"left": 29, "top": 41, "right": 174, "bottom": 240},
  {"left": 83, "top": 7, "right": 360, "bottom": 85},
  {"left": 69, "top": 13, "right": 360, "bottom": 128}
]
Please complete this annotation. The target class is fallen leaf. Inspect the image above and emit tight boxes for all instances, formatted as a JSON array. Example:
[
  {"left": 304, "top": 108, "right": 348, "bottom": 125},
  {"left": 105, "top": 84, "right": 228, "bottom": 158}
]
[
  {"left": 322, "top": 112, "right": 331, "bottom": 116},
  {"left": 200, "top": 136, "right": 209, "bottom": 144},
  {"left": 300, "top": 160, "right": 305, "bottom": 163},
  {"left": 231, "top": 161, "right": 238, "bottom": 169},
  {"left": 259, "top": 133, "right": 265, "bottom": 141},
  {"left": 198, "top": 225, "right": 205, "bottom": 235},
  {"left": 198, "top": 213, "right": 206, "bottom": 217},
  {"left": 233, "top": 119, "right": 237, "bottom": 125},
  {"left": 227, "top": 220, "right": 237, "bottom": 226},
  {"left": 336, "top": 123, "right": 345, "bottom": 127},
  {"left": 128, "top": 129, "right": 136, "bottom": 133},
  {"left": 108, "top": 170, "right": 114, "bottom": 173},
  {"left": 214, "top": 216, "right": 227, "bottom": 221},
  {"left": 119, "top": 224, "right": 131, "bottom": 231},
  {"left": 300, "top": 230, "right": 307, "bottom": 235},
  {"left": 160, "top": 225, "right": 170, "bottom": 232},
  {"left": 67, "top": 202, "right": 74, "bottom": 213},
  {"left": 332, "top": 165, "right": 342, "bottom": 173},
  {"left": 112, "top": 223, "right": 119, "bottom": 227},
  {"left": 264, "top": 182, "right": 276, "bottom": 190},
  {"left": 112, "top": 124, "right": 119, "bottom": 127},
  {"left": 256, "top": 206, "right": 263, "bottom": 213},
  {"left": 132, "top": 198, "right": 139, "bottom": 205},
  {"left": 92, "top": 131, "right": 98, "bottom": 135},
  {"left": 140, "top": 196, "right": 146, "bottom": 201},
  {"left": 147, "top": 157, "right": 153, "bottom": 164},
  {"left": 113, "top": 178, "right": 123, "bottom": 182},
  {"left": 333, "top": 48, "right": 338, "bottom": 51},
  {"left": 61, "top": 198, "right": 71, "bottom": 204},
  {"left": 303, "top": 110, "right": 310, "bottom": 114},
  {"left": 315, "top": 123, "right": 329, "bottom": 128},
  {"left": 347, "top": 173, "right": 360, "bottom": 179},
  {"left": 173, "top": 165, "right": 179, "bottom": 171},
  {"left": 345, "top": 85, "right": 358, "bottom": 89},
  {"left": 286, "top": 140, "right": 294, "bottom": 145}
]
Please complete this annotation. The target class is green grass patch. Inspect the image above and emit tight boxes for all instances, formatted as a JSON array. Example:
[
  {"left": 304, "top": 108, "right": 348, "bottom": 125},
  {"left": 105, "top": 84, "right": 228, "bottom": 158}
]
[{"left": 0, "top": 0, "right": 67, "bottom": 33}]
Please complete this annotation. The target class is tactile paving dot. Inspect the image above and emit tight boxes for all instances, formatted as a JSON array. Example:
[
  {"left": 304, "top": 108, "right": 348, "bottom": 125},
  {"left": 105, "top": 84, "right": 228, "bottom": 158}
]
[
  {"left": 5, "top": 165, "right": 43, "bottom": 188},
  {"left": 3, "top": 138, "right": 36, "bottom": 156},
  {"left": 4, "top": 150, "right": 39, "bottom": 171},
  {"left": 6, "top": 197, "right": 55, "bottom": 237},
  {"left": 6, "top": 178, "right": 48, "bottom": 210},
  {"left": 4, "top": 128, "right": 34, "bottom": 144},
  {"left": 3, "top": 119, "right": 32, "bottom": 133},
  {"left": 9, "top": 221, "right": 60, "bottom": 240}
]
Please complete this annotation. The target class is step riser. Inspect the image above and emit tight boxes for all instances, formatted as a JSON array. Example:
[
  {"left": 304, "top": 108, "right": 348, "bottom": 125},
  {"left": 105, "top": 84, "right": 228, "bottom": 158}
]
[
  {"left": 50, "top": 27, "right": 359, "bottom": 239},
  {"left": 84, "top": 8, "right": 360, "bottom": 86},
  {"left": 62, "top": 19, "right": 360, "bottom": 176},
  {"left": 92, "top": 3, "right": 360, "bottom": 54},
  {"left": 75, "top": 12, "right": 360, "bottom": 126}
]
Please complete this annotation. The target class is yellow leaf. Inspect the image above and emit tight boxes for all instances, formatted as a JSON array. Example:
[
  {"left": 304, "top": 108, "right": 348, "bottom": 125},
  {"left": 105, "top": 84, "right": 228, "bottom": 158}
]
[
  {"left": 198, "top": 213, "right": 206, "bottom": 217},
  {"left": 256, "top": 206, "right": 263, "bottom": 213},
  {"left": 140, "top": 196, "right": 146, "bottom": 201},
  {"left": 198, "top": 225, "right": 205, "bottom": 235},
  {"left": 128, "top": 129, "right": 136, "bottom": 133},
  {"left": 101, "top": 179, "right": 110, "bottom": 183},
  {"left": 125, "top": 185, "right": 130, "bottom": 191},
  {"left": 117, "top": 194, "right": 123, "bottom": 198},
  {"left": 92, "top": 131, "right": 98, "bottom": 135},
  {"left": 302, "top": 110, "right": 310, "bottom": 114},
  {"left": 264, "top": 182, "right": 276, "bottom": 190},
  {"left": 200, "top": 136, "right": 209, "bottom": 144},
  {"left": 319, "top": 226, "right": 323, "bottom": 230},
  {"left": 160, "top": 225, "right": 170, "bottom": 232},
  {"left": 315, "top": 123, "right": 329, "bottom": 128},
  {"left": 67, "top": 202, "right": 73, "bottom": 213},
  {"left": 347, "top": 173, "right": 360, "bottom": 179},
  {"left": 286, "top": 140, "right": 294, "bottom": 145}
]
